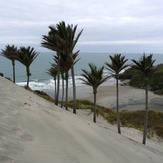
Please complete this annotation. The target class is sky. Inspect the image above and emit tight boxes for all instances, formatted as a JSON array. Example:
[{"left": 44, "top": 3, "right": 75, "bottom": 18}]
[{"left": 0, "top": 0, "right": 163, "bottom": 53}]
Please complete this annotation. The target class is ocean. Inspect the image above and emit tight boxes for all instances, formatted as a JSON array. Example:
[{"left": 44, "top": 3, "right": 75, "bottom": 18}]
[{"left": 0, "top": 52, "right": 163, "bottom": 92}]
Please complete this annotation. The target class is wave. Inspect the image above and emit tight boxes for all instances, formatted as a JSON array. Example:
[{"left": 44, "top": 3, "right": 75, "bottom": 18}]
[{"left": 17, "top": 75, "right": 117, "bottom": 91}]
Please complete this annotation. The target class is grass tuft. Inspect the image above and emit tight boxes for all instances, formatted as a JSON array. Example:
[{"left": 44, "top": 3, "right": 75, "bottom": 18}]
[
  {"left": 26, "top": 91, "right": 163, "bottom": 139},
  {"left": 33, "top": 90, "right": 54, "bottom": 102},
  {"left": 68, "top": 100, "right": 163, "bottom": 138}
]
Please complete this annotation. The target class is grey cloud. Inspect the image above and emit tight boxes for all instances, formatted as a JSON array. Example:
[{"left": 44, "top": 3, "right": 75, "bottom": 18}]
[{"left": 0, "top": 0, "right": 163, "bottom": 53}]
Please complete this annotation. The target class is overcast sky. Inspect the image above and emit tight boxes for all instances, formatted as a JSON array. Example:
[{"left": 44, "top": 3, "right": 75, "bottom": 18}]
[{"left": 0, "top": 0, "right": 163, "bottom": 53}]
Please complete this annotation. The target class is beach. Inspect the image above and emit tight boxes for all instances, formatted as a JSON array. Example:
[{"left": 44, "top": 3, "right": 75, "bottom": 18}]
[
  {"left": 53, "top": 80, "right": 163, "bottom": 112},
  {"left": 0, "top": 76, "right": 163, "bottom": 163}
]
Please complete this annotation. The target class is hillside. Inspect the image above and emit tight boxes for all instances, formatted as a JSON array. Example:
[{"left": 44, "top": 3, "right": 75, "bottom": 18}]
[{"left": 0, "top": 76, "right": 163, "bottom": 163}]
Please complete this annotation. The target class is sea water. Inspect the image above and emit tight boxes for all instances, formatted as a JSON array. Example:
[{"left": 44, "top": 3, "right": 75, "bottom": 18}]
[{"left": 0, "top": 52, "right": 163, "bottom": 91}]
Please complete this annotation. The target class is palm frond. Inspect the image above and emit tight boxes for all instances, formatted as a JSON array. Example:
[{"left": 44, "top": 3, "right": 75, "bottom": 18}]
[
  {"left": 132, "top": 54, "right": 157, "bottom": 78},
  {"left": 105, "top": 54, "right": 128, "bottom": 76},
  {"left": 81, "top": 63, "right": 108, "bottom": 90}
]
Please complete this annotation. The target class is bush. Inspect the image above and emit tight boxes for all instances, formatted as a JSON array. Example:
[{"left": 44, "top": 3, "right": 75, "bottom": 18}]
[
  {"left": 121, "top": 64, "right": 163, "bottom": 94},
  {"left": 33, "top": 90, "right": 54, "bottom": 102},
  {"left": 155, "top": 126, "right": 163, "bottom": 138},
  {"left": 0, "top": 72, "right": 4, "bottom": 76}
]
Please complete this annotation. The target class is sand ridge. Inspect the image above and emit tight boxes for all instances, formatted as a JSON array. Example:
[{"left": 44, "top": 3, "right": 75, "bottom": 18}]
[{"left": 0, "top": 76, "right": 163, "bottom": 163}]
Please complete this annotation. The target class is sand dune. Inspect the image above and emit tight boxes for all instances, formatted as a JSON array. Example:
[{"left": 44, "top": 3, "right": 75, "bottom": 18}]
[{"left": 0, "top": 76, "right": 163, "bottom": 163}]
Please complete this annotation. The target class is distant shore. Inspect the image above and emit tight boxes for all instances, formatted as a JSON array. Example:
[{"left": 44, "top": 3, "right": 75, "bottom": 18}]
[{"left": 45, "top": 80, "right": 163, "bottom": 112}]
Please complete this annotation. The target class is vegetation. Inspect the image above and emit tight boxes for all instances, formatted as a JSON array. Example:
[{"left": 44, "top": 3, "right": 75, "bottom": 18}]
[
  {"left": 120, "top": 64, "right": 163, "bottom": 95},
  {"left": 80, "top": 63, "right": 109, "bottom": 123},
  {"left": 67, "top": 99, "right": 163, "bottom": 138},
  {"left": 33, "top": 90, "right": 54, "bottom": 102},
  {"left": 17, "top": 46, "right": 39, "bottom": 89},
  {"left": 105, "top": 54, "right": 128, "bottom": 134},
  {"left": 47, "top": 66, "right": 58, "bottom": 101},
  {"left": 1, "top": 45, "right": 18, "bottom": 83},
  {"left": 24, "top": 89, "right": 163, "bottom": 140},
  {"left": 41, "top": 21, "right": 83, "bottom": 114},
  {"left": 132, "top": 54, "right": 157, "bottom": 145},
  {"left": 0, "top": 73, "right": 3, "bottom": 76}
]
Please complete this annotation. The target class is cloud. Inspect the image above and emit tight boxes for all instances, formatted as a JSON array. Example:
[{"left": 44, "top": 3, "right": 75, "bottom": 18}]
[{"left": 0, "top": 0, "right": 163, "bottom": 52}]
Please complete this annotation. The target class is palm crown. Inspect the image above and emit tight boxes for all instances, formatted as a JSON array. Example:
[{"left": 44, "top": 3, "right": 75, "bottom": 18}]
[
  {"left": 132, "top": 54, "right": 156, "bottom": 79},
  {"left": 81, "top": 63, "right": 108, "bottom": 93},
  {"left": 105, "top": 54, "right": 128, "bottom": 76},
  {"left": 18, "top": 46, "right": 39, "bottom": 67},
  {"left": 1, "top": 45, "right": 18, "bottom": 61},
  {"left": 1, "top": 45, "right": 19, "bottom": 83},
  {"left": 42, "top": 21, "right": 83, "bottom": 55}
]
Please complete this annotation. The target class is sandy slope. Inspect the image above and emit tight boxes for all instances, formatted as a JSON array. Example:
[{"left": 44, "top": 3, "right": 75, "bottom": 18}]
[{"left": 0, "top": 76, "right": 163, "bottom": 163}]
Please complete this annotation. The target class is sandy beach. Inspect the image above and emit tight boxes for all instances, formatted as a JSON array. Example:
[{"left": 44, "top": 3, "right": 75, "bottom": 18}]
[
  {"left": 0, "top": 76, "right": 163, "bottom": 163},
  {"left": 91, "top": 84, "right": 163, "bottom": 112},
  {"left": 51, "top": 80, "right": 163, "bottom": 112}
]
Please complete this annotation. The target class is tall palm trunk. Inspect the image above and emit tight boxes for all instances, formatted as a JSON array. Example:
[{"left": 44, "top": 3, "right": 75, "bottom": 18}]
[
  {"left": 26, "top": 67, "right": 30, "bottom": 89},
  {"left": 65, "top": 71, "right": 69, "bottom": 110},
  {"left": 143, "top": 82, "right": 149, "bottom": 145},
  {"left": 93, "top": 89, "right": 97, "bottom": 123},
  {"left": 12, "top": 60, "right": 15, "bottom": 83},
  {"left": 61, "top": 76, "right": 64, "bottom": 108},
  {"left": 116, "top": 75, "right": 121, "bottom": 134},
  {"left": 54, "top": 77, "right": 56, "bottom": 101},
  {"left": 55, "top": 54, "right": 60, "bottom": 105},
  {"left": 71, "top": 65, "right": 76, "bottom": 114}
]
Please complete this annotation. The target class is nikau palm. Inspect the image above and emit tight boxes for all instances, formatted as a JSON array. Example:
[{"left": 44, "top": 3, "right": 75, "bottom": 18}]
[
  {"left": 17, "top": 46, "right": 39, "bottom": 89},
  {"left": 42, "top": 21, "right": 83, "bottom": 113},
  {"left": 105, "top": 54, "right": 128, "bottom": 134},
  {"left": 81, "top": 63, "right": 109, "bottom": 123},
  {"left": 132, "top": 54, "right": 157, "bottom": 145},
  {"left": 1, "top": 45, "right": 18, "bottom": 83},
  {"left": 47, "top": 66, "right": 57, "bottom": 101}
]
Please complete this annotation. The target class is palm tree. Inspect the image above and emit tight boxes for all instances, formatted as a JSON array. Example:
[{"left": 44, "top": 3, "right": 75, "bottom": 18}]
[
  {"left": 47, "top": 66, "right": 57, "bottom": 101},
  {"left": 105, "top": 54, "right": 128, "bottom": 134},
  {"left": 41, "top": 25, "right": 61, "bottom": 105},
  {"left": 1, "top": 45, "right": 18, "bottom": 83},
  {"left": 81, "top": 63, "right": 109, "bottom": 123},
  {"left": 42, "top": 21, "right": 83, "bottom": 113},
  {"left": 55, "top": 51, "right": 80, "bottom": 110},
  {"left": 132, "top": 54, "right": 157, "bottom": 145},
  {"left": 17, "top": 46, "right": 39, "bottom": 89}
]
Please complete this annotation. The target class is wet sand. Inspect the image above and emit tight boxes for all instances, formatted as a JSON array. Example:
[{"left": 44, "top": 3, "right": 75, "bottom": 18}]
[{"left": 46, "top": 81, "right": 163, "bottom": 112}]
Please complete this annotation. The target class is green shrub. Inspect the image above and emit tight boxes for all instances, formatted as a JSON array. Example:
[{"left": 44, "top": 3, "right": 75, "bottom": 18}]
[
  {"left": 0, "top": 72, "right": 4, "bottom": 76},
  {"left": 33, "top": 90, "right": 54, "bottom": 102},
  {"left": 155, "top": 126, "right": 163, "bottom": 138}
]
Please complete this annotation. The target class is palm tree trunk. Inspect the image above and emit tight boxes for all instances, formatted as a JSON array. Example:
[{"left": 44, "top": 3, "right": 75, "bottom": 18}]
[
  {"left": 71, "top": 65, "right": 76, "bottom": 114},
  {"left": 93, "top": 90, "right": 97, "bottom": 123},
  {"left": 142, "top": 83, "right": 149, "bottom": 145},
  {"left": 26, "top": 67, "right": 30, "bottom": 89},
  {"left": 61, "top": 77, "right": 64, "bottom": 108},
  {"left": 116, "top": 76, "right": 121, "bottom": 134},
  {"left": 55, "top": 54, "right": 60, "bottom": 105},
  {"left": 12, "top": 60, "right": 15, "bottom": 83},
  {"left": 54, "top": 77, "right": 56, "bottom": 101},
  {"left": 65, "top": 72, "right": 69, "bottom": 111}
]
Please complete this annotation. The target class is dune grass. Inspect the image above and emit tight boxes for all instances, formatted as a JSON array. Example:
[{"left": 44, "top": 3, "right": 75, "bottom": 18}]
[
  {"left": 68, "top": 99, "right": 163, "bottom": 138},
  {"left": 31, "top": 90, "right": 163, "bottom": 139},
  {"left": 33, "top": 90, "right": 54, "bottom": 102}
]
